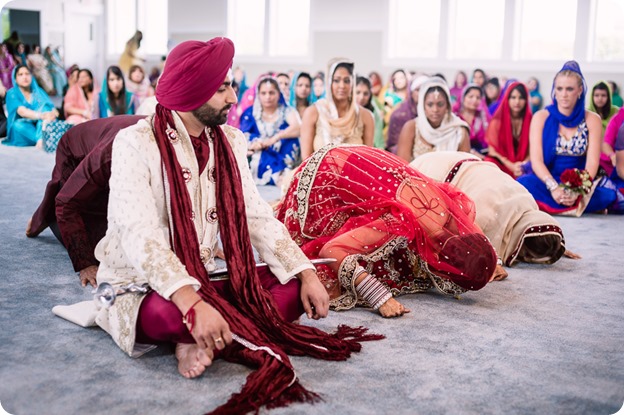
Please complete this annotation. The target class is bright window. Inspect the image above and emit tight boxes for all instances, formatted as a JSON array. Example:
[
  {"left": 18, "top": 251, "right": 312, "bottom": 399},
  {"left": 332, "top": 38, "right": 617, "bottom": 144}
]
[
  {"left": 388, "top": 0, "right": 441, "bottom": 59},
  {"left": 227, "top": 0, "right": 265, "bottom": 56},
  {"left": 228, "top": 0, "right": 310, "bottom": 57},
  {"left": 591, "top": 0, "right": 624, "bottom": 61},
  {"left": 269, "top": 0, "right": 310, "bottom": 57},
  {"left": 107, "top": 0, "right": 167, "bottom": 56},
  {"left": 515, "top": 0, "right": 577, "bottom": 60},
  {"left": 448, "top": 0, "right": 504, "bottom": 60}
]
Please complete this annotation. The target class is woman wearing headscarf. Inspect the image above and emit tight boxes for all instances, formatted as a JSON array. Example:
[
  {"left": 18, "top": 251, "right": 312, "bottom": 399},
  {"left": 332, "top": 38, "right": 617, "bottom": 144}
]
[
  {"left": 299, "top": 57, "right": 374, "bottom": 160},
  {"left": 411, "top": 151, "right": 565, "bottom": 268},
  {"left": 354, "top": 76, "right": 384, "bottom": 149},
  {"left": 386, "top": 75, "right": 428, "bottom": 154},
  {"left": 276, "top": 144, "right": 499, "bottom": 317},
  {"left": 396, "top": 77, "right": 470, "bottom": 162},
  {"left": 240, "top": 76, "right": 301, "bottom": 186},
  {"left": 453, "top": 83, "right": 489, "bottom": 157},
  {"left": 588, "top": 81, "right": 620, "bottom": 175},
  {"left": 288, "top": 71, "right": 312, "bottom": 119},
  {"left": 528, "top": 76, "right": 543, "bottom": 114},
  {"left": 517, "top": 61, "right": 617, "bottom": 216},
  {"left": 484, "top": 81, "right": 532, "bottom": 177},
  {"left": 3, "top": 64, "right": 59, "bottom": 147},
  {"left": 98, "top": 65, "right": 136, "bottom": 118}
]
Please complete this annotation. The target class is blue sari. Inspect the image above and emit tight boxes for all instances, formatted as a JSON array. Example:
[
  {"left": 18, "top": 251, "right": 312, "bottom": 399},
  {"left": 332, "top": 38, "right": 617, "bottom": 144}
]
[
  {"left": 3, "top": 67, "right": 55, "bottom": 146},
  {"left": 240, "top": 84, "right": 300, "bottom": 186},
  {"left": 518, "top": 61, "right": 616, "bottom": 215}
]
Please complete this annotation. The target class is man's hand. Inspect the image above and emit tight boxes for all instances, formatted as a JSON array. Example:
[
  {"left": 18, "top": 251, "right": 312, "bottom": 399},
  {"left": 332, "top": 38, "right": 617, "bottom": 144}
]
[
  {"left": 172, "top": 286, "right": 232, "bottom": 351},
  {"left": 79, "top": 265, "right": 98, "bottom": 287},
  {"left": 188, "top": 302, "right": 233, "bottom": 351},
  {"left": 298, "top": 269, "right": 329, "bottom": 320}
]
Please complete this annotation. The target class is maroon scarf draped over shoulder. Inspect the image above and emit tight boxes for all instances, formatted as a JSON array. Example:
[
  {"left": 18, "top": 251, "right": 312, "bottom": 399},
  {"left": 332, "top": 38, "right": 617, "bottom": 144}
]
[{"left": 152, "top": 105, "right": 382, "bottom": 414}]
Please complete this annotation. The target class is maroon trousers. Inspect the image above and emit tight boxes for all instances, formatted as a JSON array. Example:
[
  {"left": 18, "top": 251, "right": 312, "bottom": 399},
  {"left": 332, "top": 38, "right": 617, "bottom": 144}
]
[{"left": 135, "top": 267, "right": 303, "bottom": 345}]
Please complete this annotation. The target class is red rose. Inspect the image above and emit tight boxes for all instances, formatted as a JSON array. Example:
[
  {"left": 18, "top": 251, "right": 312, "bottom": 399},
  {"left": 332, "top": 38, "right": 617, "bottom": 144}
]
[{"left": 560, "top": 169, "right": 583, "bottom": 187}]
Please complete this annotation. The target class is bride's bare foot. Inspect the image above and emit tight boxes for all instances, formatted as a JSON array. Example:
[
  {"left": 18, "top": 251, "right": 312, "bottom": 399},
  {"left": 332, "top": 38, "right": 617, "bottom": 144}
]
[
  {"left": 564, "top": 249, "right": 582, "bottom": 260},
  {"left": 489, "top": 264, "right": 508, "bottom": 282},
  {"left": 25, "top": 217, "right": 33, "bottom": 237},
  {"left": 175, "top": 343, "right": 213, "bottom": 379},
  {"left": 377, "top": 298, "right": 410, "bottom": 318}
]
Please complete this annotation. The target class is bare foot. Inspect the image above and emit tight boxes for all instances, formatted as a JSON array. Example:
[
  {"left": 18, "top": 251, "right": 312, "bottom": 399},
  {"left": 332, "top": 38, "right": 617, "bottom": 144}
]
[
  {"left": 175, "top": 343, "right": 213, "bottom": 379},
  {"left": 490, "top": 264, "right": 508, "bottom": 282},
  {"left": 35, "top": 139, "right": 44, "bottom": 150},
  {"left": 378, "top": 297, "right": 410, "bottom": 318},
  {"left": 564, "top": 249, "right": 582, "bottom": 260}
]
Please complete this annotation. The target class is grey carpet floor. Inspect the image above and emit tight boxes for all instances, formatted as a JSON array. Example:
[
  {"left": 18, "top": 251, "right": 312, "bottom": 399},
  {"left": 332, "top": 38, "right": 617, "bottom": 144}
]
[{"left": 0, "top": 145, "right": 623, "bottom": 415}]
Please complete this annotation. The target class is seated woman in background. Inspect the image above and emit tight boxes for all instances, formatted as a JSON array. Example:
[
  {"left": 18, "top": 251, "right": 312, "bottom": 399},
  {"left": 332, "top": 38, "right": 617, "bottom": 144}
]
[
  {"left": 517, "top": 61, "right": 617, "bottom": 216},
  {"left": 299, "top": 58, "right": 374, "bottom": 160},
  {"left": 471, "top": 68, "right": 487, "bottom": 88},
  {"left": 0, "top": 43, "right": 15, "bottom": 89},
  {"left": 276, "top": 144, "right": 499, "bottom": 317},
  {"left": 288, "top": 72, "right": 312, "bottom": 119},
  {"left": 609, "top": 121, "right": 624, "bottom": 192},
  {"left": 383, "top": 69, "right": 408, "bottom": 109},
  {"left": 484, "top": 77, "right": 500, "bottom": 109},
  {"left": 411, "top": 151, "right": 566, "bottom": 267},
  {"left": 601, "top": 107, "right": 624, "bottom": 176},
  {"left": 27, "top": 45, "right": 55, "bottom": 95},
  {"left": 64, "top": 68, "right": 97, "bottom": 124},
  {"left": 3, "top": 65, "right": 59, "bottom": 147},
  {"left": 449, "top": 70, "right": 467, "bottom": 105},
  {"left": 396, "top": 77, "right": 470, "bottom": 162},
  {"left": 310, "top": 72, "right": 325, "bottom": 103},
  {"left": 240, "top": 76, "right": 301, "bottom": 186},
  {"left": 589, "top": 81, "right": 621, "bottom": 175},
  {"left": 484, "top": 81, "right": 532, "bottom": 177},
  {"left": 98, "top": 65, "right": 136, "bottom": 118},
  {"left": 13, "top": 42, "right": 27, "bottom": 66},
  {"left": 44, "top": 46, "right": 67, "bottom": 98},
  {"left": 125, "top": 65, "right": 154, "bottom": 108},
  {"left": 609, "top": 81, "right": 623, "bottom": 107},
  {"left": 386, "top": 75, "right": 428, "bottom": 154},
  {"left": 0, "top": 79, "right": 7, "bottom": 137},
  {"left": 527, "top": 76, "right": 543, "bottom": 114},
  {"left": 453, "top": 83, "right": 489, "bottom": 157},
  {"left": 355, "top": 76, "right": 384, "bottom": 149}
]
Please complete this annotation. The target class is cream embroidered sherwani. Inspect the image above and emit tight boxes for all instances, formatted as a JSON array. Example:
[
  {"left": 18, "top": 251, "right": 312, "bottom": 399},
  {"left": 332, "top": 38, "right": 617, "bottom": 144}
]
[{"left": 94, "top": 113, "right": 313, "bottom": 356}]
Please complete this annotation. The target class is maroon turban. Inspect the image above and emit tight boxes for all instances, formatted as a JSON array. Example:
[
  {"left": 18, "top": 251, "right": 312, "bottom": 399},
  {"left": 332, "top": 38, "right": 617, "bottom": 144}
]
[{"left": 155, "top": 37, "right": 235, "bottom": 111}]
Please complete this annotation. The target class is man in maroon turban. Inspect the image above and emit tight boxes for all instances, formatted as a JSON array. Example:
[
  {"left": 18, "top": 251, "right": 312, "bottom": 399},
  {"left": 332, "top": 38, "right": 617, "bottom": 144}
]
[
  {"left": 94, "top": 37, "right": 378, "bottom": 414},
  {"left": 26, "top": 115, "right": 145, "bottom": 286}
]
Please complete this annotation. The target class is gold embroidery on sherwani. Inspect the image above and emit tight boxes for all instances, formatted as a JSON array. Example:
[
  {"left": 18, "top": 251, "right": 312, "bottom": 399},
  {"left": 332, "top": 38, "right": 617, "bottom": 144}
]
[
  {"left": 142, "top": 239, "right": 187, "bottom": 289},
  {"left": 274, "top": 227, "right": 309, "bottom": 273},
  {"left": 113, "top": 294, "right": 145, "bottom": 354}
]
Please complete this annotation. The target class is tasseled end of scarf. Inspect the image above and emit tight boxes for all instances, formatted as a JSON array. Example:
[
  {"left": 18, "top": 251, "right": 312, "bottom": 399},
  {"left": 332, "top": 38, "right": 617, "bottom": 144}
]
[
  {"left": 206, "top": 351, "right": 320, "bottom": 415},
  {"left": 333, "top": 325, "right": 386, "bottom": 350}
]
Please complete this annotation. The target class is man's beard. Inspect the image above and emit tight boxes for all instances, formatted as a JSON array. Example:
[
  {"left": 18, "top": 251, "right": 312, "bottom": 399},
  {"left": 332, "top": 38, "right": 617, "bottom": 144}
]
[{"left": 192, "top": 102, "right": 232, "bottom": 127}]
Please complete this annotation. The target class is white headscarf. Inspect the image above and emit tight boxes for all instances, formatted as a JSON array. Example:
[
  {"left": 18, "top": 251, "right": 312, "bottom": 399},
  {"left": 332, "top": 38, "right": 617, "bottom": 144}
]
[{"left": 416, "top": 76, "right": 469, "bottom": 151}]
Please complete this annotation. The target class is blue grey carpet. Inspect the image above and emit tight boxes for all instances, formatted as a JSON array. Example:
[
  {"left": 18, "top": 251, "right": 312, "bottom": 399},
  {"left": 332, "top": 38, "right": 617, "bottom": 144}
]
[{"left": 0, "top": 145, "right": 622, "bottom": 415}]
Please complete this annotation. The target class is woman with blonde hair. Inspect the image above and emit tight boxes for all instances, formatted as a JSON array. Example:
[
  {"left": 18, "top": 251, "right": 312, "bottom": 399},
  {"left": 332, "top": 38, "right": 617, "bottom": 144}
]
[{"left": 517, "top": 61, "right": 616, "bottom": 216}]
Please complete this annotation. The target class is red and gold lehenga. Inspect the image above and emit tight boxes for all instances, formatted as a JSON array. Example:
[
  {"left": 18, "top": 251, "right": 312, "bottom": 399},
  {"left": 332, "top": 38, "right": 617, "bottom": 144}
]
[{"left": 276, "top": 144, "right": 497, "bottom": 310}]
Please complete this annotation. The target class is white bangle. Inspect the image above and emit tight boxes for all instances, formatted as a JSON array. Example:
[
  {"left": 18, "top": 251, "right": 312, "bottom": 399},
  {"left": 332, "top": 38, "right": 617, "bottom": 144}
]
[{"left": 544, "top": 177, "right": 558, "bottom": 191}]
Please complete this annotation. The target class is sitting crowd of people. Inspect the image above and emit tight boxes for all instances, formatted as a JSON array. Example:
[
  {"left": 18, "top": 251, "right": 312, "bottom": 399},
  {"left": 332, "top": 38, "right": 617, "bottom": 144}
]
[
  {"left": 16, "top": 35, "right": 624, "bottom": 413},
  {"left": 0, "top": 30, "right": 157, "bottom": 150}
]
